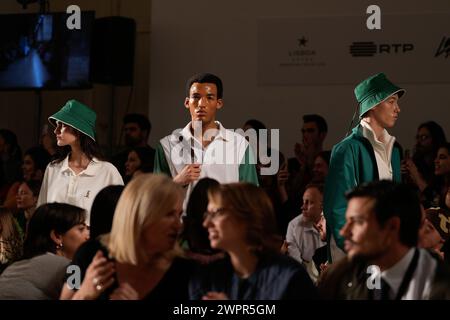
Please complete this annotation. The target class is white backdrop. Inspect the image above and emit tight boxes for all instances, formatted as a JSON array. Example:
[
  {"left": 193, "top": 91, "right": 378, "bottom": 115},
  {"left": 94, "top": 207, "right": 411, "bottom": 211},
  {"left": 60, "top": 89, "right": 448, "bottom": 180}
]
[{"left": 149, "top": 0, "right": 450, "bottom": 157}]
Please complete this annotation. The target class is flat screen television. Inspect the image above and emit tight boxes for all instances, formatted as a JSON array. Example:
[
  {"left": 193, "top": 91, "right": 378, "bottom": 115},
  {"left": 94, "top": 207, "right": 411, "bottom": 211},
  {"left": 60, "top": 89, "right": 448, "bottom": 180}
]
[{"left": 0, "top": 11, "right": 95, "bottom": 90}]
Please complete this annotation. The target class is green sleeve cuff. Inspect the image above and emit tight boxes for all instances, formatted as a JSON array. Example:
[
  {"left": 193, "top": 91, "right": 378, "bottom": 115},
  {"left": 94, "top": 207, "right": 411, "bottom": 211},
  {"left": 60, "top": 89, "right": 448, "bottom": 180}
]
[
  {"left": 153, "top": 142, "right": 172, "bottom": 177},
  {"left": 239, "top": 145, "right": 259, "bottom": 186}
]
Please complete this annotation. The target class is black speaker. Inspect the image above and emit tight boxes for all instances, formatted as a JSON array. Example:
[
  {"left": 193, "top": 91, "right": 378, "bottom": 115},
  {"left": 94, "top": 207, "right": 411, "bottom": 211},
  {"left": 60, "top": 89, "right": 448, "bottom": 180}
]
[{"left": 91, "top": 16, "right": 136, "bottom": 86}]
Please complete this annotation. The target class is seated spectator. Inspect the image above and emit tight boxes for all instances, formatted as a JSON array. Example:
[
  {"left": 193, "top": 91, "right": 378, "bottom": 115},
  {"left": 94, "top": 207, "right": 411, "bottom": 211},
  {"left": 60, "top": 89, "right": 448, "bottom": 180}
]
[
  {"left": 181, "top": 177, "right": 224, "bottom": 264},
  {"left": 64, "top": 185, "right": 124, "bottom": 285},
  {"left": 288, "top": 114, "right": 328, "bottom": 212},
  {"left": 190, "top": 183, "right": 318, "bottom": 300},
  {"left": 286, "top": 184, "right": 326, "bottom": 282},
  {"left": 0, "top": 129, "right": 22, "bottom": 203},
  {"left": 318, "top": 180, "right": 450, "bottom": 300},
  {"left": 312, "top": 214, "right": 328, "bottom": 276},
  {"left": 89, "top": 185, "right": 124, "bottom": 240},
  {"left": 419, "top": 207, "right": 450, "bottom": 260},
  {"left": 112, "top": 113, "right": 155, "bottom": 179},
  {"left": 411, "top": 121, "right": 447, "bottom": 186},
  {"left": 60, "top": 174, "right": 194, "bottom": 300},
  {"left": 404, "top": 143, "right": 450, "bottom": 209},
  {"left": 40, "top": 124, "right": 57, "bottom": 158},
  {"left": 0, "top": 208, "right": 23, "bottom": 274},
  {"left": 258, "top": 150, "right": 297, "bottom": 236},
  {"left": 2, "top": 146, "right": 50, "bottom": 211},
  {"left": 15, "top": 180, "right": 41, "bottom": 234},
  {"left": 311, "top": 151, "right": 331, "bottom": 183},
  {"left": 124, "top": 147, "right": 155, "bottom": 183},
  {"left": 0, "top": 203, "right": 89, "bottom": 299}
]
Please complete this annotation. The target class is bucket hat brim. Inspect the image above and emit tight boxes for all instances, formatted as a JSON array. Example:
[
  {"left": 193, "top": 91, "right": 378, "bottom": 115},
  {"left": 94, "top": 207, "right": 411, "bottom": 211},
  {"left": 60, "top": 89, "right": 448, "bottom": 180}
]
[{"left": 48, "top": 100, "right": 96, "bottom": 141}]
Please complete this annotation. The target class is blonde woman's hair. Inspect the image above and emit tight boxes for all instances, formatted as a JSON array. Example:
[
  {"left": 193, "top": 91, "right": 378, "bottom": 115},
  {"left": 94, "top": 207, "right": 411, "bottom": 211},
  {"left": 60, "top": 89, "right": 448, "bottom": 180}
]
[
  {"left": 0, "top": 208, "right": 23, "bottom": 264},
  {"left": 102, "top": 174, "right": 183, "bottom": 265}
]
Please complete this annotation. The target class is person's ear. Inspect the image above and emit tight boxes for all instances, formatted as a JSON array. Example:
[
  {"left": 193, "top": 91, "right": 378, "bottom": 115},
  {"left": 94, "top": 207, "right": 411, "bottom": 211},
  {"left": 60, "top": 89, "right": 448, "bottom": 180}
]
[
  {"left": 386, "top": 216, "right": 401, "bottom": 236},
  {"left": 50, "top": 230, "right": 63, "bottom": 248},
  {"left": 319, "top": 132, "right": 327, "bottom": 142},
  {"left": 216, "top": 98, "right": 224, "bottom": 110},
  {"left": 184, "top": 97, "right": 190, "bottom": 110}
]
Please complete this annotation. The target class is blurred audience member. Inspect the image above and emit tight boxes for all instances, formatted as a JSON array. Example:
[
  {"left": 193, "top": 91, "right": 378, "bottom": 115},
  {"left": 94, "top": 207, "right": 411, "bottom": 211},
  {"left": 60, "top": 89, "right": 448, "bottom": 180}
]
[
  {"left": 112, "top": 113, "right": 155, "bottom": 179},
  {"left": 419, "top": 207, "right": 450, "bottom": 260},
  {"left": 286, "top": 184, "right": 326, "bottom": 282},
  {"left": 319, "top": 181, "right": 450, "bottom": 300},
  {"left": 61, "top": 174, "right": 194, "bottom": 300},
  {"left": 0, "top": 129, "right": 22, "bottom": 203},
  {"left": 0, "top": 203, "right": 89, "bottom": 299},
  {"left": 181, "top": 178, "right": 224, "bottom": 264},
  {"left": 15, "top": 180, "right": 41, "bottom": 233},
  {"left": 3, "top": 146, "right": 49, "bottom": 211},
  {"left": 190, "top": 183, "right": 318, "bottom": 300},
  {"left": 124, "top": 147, "right": 155, "bottom": 183},
  {"left": 412, "top": 121, "right": 447, "bottom": 185},
  {"left": 311, "top": 151, "right": 331, "bottom": 183},
  {"left": 0, "top": 208, "right": 23, "bottom": 274}
]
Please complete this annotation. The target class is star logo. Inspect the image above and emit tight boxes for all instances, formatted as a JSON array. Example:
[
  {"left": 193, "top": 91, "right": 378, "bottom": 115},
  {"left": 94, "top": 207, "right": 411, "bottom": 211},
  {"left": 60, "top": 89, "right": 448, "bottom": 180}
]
[{"left": 298, "top": 37, "right": 308, "bottom": 47}]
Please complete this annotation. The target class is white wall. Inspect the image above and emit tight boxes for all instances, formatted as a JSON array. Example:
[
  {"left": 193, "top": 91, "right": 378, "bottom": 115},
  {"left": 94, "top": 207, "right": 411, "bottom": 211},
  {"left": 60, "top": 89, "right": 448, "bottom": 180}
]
[{"left": 149, "top": 0, "right": 450, "bottom": 157}]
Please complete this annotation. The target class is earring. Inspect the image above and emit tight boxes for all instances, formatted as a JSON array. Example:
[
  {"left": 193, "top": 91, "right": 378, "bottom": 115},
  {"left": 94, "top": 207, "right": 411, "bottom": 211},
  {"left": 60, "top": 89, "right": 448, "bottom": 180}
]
[{"left": 56, "top": 242, "right": 63, "bottom": 250}]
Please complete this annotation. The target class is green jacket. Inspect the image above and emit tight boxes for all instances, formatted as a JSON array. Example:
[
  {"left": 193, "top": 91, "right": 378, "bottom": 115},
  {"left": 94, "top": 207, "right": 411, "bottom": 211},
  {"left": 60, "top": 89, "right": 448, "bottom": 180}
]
[{"left": 323, "top": 124, "right": 402, "bottom": 252}]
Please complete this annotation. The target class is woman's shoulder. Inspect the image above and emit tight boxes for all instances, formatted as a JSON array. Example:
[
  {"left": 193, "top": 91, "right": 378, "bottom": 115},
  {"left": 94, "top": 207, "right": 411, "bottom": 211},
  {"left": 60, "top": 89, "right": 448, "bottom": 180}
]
[
  {"left": 259, "top": 254, "right": 306, "bottom": 276},
  {"left": 2, "top": 253, "right": 70, "bottom": 276},
  {"left": 92, "top": 159, "right": 122, "bottom": 176}
]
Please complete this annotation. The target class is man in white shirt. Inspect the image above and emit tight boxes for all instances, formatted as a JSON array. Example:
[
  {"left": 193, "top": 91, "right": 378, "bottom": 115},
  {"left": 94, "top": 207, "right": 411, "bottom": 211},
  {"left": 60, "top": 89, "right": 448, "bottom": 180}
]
[
  {"left": 286, "top": 183, "right": 326, "bottom": 282},
  {"left": 286, "top": 184, "right": 324, "bottom": 265},
  {"left": 154, "top": 73, "right": 258, "bottom": 203},
  {"left": 319, "top": 180, "right": 450, "bottom": 300},
  {"left": 324, "top": 73, "right": 405, "bottom": 262}
]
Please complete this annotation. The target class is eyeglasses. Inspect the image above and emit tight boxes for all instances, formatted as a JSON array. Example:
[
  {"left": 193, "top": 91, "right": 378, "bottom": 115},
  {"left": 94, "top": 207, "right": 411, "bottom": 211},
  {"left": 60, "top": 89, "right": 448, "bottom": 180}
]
[{"left": 203, "top": 207, "right": 229, "bottom": 220}]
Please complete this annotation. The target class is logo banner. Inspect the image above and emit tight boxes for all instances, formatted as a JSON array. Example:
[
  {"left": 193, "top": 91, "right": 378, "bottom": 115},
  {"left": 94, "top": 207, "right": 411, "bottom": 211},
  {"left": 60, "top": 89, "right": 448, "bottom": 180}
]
[{"left": 257, "top": 14, "right": 450, "bottom": 85}]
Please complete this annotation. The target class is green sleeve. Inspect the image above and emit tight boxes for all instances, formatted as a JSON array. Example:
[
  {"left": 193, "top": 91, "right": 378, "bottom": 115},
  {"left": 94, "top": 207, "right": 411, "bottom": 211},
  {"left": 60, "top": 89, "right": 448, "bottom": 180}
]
[
  {"left": 239, "top": 145, "right": 259, "bottom": 186},
  {"left": 153, "top": 142, "right": 172, "bottom": 177},
  {"left": 323, "top": 142, "right": 359, "bottom": 254}
]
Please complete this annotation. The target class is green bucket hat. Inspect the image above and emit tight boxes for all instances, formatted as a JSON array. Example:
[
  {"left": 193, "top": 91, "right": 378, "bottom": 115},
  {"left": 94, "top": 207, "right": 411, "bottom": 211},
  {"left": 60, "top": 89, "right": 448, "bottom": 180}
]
[
  {"left": 48, "top": 100, "right": 97, "bottom": 141},
  {"left": 354, "top": 73, "right": 405, "bottom": 118}
]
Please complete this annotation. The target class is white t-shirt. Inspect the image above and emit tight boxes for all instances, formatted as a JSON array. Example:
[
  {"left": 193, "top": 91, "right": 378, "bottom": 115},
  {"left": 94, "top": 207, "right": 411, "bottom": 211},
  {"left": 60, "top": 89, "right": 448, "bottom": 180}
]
[{"left": 37, "top": 156, "right": 124, "bottom": 224}]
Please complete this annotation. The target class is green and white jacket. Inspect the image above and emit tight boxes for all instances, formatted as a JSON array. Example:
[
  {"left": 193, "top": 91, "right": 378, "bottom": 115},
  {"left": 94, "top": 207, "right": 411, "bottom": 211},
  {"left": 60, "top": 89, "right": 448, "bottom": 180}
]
[{"left": 324, "top": 124, "right": 402, "bottom": 254}]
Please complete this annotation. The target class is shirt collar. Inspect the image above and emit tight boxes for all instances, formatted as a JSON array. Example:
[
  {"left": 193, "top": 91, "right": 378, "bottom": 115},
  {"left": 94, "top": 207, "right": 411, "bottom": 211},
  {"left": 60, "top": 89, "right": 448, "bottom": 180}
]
[
  {"left": 300, "top": 214, "right": 321, "bottom": 233},
  {"left": 360, "top": 119, "right": 393, "bottom": 144},
  {"left": 60, "top": 155, "right": 100, "bottom": 176},
  {"left": 380, "top": 247, "right": 416, "bottom": 298},
  {"left": 180, "top": 121, "right": 229, "bottom": 144},
  {"left": 360, "top": 119, "right": 396, "bottom": 152}
]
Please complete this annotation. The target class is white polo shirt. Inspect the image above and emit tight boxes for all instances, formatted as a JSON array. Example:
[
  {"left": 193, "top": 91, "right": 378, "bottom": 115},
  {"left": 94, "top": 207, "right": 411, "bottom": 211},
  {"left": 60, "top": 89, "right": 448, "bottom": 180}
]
[{"left": 37, "top": 156, "right": 124, "bottom": 224}]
